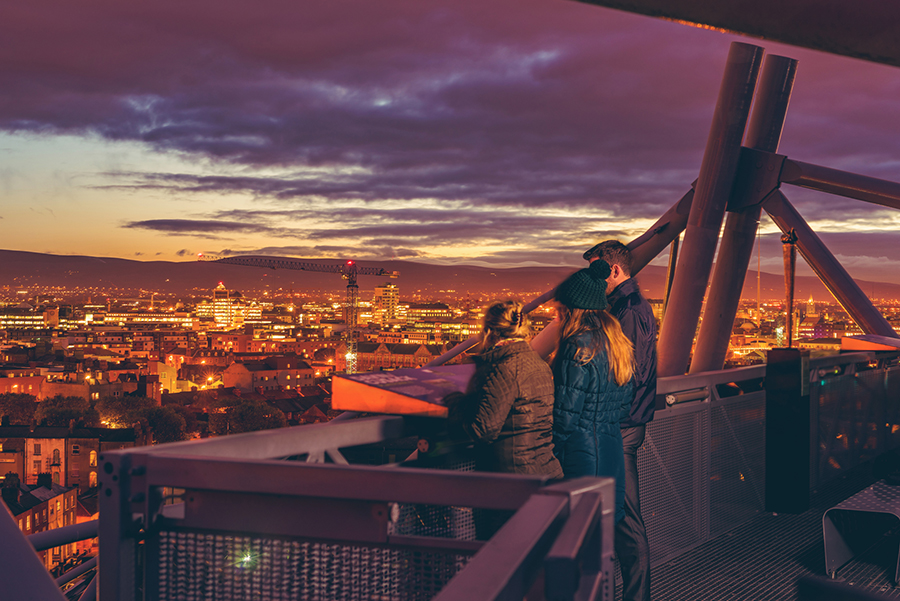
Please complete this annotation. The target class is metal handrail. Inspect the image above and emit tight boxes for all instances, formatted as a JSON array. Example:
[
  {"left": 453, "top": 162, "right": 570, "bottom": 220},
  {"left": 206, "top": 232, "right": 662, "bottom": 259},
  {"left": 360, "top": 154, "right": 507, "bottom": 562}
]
[
  {"left": 657, "top": 364, "right": 766, "bottom": 395},
  {"left": 544, "top": 491, "right": 606, "bottom": 601},
  {"left": 433, "top": 494, "right": 569, "bottom": 601},
  {"left": 56, "top": 557, "right": 97, "bottom": 587},
  {"left": 29, "top": 520, "right": 98, "bottom": 552},
  {"left": 138, "top": 414, "right": 408, "bottom": 458}
]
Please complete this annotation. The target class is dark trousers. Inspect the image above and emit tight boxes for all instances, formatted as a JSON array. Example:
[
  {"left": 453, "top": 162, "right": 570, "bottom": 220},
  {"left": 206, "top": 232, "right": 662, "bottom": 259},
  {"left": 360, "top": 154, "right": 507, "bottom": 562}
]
[{"left": 615, "top": 425, "right": 651, "bottom": 601}]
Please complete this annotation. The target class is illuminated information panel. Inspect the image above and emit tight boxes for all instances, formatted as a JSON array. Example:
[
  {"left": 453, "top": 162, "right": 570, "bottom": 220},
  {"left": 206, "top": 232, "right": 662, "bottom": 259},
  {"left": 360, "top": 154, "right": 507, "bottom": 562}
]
[{"left": 332, "top": 364, "right": 475, "bottom": 417}]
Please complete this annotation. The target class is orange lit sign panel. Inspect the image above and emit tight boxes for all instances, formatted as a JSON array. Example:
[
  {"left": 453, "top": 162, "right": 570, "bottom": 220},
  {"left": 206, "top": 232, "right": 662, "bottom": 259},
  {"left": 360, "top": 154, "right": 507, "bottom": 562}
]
[{"left": 332, "top": 364, "right": 475, "bottom": 418}]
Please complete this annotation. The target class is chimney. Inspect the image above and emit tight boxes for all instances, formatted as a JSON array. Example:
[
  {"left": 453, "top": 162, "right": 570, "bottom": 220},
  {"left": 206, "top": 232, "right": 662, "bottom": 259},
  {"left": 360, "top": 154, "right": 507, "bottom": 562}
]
[
  {"left": 1, "top": 485, "right": 20, "bottom": 506},
  {"left": 36, "top": 472, "right": 53, "bottom": 489}
]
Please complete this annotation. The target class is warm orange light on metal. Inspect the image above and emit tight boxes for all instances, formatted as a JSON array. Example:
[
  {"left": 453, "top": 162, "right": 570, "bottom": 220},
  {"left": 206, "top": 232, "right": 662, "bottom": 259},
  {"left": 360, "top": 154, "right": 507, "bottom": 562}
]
[{"left": 332, "top": 377, "right": 448, "bottom": 418}]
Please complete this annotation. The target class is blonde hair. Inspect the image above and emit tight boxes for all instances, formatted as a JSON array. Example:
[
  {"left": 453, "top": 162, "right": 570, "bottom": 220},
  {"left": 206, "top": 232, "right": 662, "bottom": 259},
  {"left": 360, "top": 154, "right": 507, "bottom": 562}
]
[
  {"left": 554, "top": 306, "right": 634, "bottom": 386},
  {"left": 482, "top": 299, "right": 531, "bottom": 350}
]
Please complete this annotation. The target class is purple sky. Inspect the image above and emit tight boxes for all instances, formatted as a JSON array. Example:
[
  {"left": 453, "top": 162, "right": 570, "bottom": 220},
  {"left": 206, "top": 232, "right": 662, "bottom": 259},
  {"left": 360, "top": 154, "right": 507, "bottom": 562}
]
[{"left": 2, "top": 0, "right": 900, "bottom": 283}]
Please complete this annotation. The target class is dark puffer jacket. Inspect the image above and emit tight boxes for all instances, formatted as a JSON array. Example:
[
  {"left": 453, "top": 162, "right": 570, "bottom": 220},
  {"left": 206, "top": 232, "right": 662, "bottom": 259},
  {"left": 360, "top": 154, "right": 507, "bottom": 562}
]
[
  {"left": 449, "top": 340, "right": 563, "bottom": 478},
  {"left": 552, "top": 331, "right": 633, "bottom": 521}
]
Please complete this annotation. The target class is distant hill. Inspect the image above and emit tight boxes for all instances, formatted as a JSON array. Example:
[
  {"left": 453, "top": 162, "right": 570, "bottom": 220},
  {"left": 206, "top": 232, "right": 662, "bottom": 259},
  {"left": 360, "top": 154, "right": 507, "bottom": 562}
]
[{"left": 2, "top": 249, "right": 898, "bottom": 303}]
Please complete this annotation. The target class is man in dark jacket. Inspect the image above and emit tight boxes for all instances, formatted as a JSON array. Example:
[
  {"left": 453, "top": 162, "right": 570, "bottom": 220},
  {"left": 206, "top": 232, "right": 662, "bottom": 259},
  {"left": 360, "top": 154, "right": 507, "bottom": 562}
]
[{"left": 584, "top": 240, "right": 657, "bottom": 601}]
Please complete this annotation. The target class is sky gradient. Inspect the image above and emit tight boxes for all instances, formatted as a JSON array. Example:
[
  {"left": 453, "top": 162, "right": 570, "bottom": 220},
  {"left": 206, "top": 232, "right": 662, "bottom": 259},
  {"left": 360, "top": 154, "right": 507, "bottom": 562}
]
[{"left": 2, "top": 0, "right": 900, "bottom": 282}]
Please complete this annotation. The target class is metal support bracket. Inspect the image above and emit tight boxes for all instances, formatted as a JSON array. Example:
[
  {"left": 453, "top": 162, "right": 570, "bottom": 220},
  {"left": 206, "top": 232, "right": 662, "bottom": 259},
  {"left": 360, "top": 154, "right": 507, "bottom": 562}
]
[{"left": 728, "top": 147, "right": 787, "bottom": 211}]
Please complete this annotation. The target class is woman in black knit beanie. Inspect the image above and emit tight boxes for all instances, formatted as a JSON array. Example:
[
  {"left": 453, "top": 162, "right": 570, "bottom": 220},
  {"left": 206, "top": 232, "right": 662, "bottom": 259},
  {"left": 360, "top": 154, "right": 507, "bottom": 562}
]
[{"left": 551, "top": 259, "right": 635, "bottom": 522}]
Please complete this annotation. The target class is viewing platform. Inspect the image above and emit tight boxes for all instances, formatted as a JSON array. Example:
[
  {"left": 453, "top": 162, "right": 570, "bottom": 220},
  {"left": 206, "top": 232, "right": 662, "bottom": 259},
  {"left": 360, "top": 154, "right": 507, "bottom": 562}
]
[{"left": 4, "top": 347, "right": 900, "bottom": 600}]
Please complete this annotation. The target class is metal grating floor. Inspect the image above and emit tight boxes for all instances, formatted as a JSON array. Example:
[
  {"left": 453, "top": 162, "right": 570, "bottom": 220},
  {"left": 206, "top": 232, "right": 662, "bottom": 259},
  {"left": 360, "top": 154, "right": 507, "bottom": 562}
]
[{"left": 632, "top": 462, "right": 900, "bottom": 601}]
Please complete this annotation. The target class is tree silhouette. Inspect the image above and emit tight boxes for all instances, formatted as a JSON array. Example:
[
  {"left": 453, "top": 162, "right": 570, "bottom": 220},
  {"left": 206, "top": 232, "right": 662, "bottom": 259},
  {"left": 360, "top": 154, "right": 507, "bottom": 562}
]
[
  {"left": 34, "top": 395, "right": 99, "bottom": 427},
  {"left": 96, "top": 396, "right": 156, "bottom": 428},
  {"left": 0, "top": 393, "right": 37, "bottom": 425},
  {"left": 210, "top": 400, "right": 287, "bottom": 435},
  {"left": 142, "top": 407, "right": 187, "bottom": 444}
]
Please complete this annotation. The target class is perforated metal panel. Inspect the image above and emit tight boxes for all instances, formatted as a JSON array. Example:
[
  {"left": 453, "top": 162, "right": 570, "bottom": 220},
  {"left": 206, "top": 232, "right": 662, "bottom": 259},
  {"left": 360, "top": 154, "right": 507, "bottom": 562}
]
[
  {"left": 393, "top": 505, "right": 476, "bottom": 540},
  {"left": 640, "top": 409, "right": 710, "bottom": 565},
  {"left": 154, "top": 531, "right": 469, "bottom": 601},
  {"left": 883, "top": 367, "right": 900, "bottom": 451},
  {"left": 393, "top": 451, "right": 478, "bottom": 540},
  {"left": 709, "top": 397, "right": 765, "bottom": 537},
  {"left": 815, "top": 368, "right": 894, "bottom": 485}
]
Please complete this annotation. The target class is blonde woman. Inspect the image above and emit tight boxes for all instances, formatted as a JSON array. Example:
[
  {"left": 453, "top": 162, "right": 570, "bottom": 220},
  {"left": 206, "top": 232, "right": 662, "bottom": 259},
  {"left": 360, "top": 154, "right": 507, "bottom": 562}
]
[
  {"left": 449, "top": 299, "right": 562, "bottom": 480},
  {"left": 552, "top": 259, "right": 634, "bottom": 522},
  {"left": 447, "top": 299, "right": 562, "bottom": 539}
]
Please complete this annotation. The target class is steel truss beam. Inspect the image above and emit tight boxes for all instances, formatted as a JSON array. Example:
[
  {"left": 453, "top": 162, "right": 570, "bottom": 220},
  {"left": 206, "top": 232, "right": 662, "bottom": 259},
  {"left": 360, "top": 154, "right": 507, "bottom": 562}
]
[
  {"left": 657, "top": 42, "right": 763, "bottom": 376},
  {"left": 691, "top": 55, "right": 797, "bottom": 373},
  {"left": 763, "top": 190, "right": 897, "bottom": 338}
]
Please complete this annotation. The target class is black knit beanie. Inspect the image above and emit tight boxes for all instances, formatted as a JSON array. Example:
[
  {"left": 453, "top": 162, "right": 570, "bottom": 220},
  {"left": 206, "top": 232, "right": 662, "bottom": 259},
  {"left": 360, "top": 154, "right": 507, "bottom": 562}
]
[{"left": 555, "top": 259, "right": 611, "bottom": 310}]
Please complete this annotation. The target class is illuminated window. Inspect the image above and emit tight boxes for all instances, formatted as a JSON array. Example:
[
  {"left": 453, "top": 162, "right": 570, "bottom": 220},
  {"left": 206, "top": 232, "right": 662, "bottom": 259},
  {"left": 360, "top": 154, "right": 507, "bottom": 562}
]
[
  {"left": 89, "top": 471, "right": 97, "bottom": 488},
  {"left": 89, "top": 451, "right": 97, "bottom": 467}
]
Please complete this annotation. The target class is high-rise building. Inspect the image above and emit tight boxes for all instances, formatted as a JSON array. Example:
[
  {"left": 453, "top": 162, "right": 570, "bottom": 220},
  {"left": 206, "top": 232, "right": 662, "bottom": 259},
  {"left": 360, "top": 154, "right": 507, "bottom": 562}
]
[
  {"left": 196, "top": 283, "right": 260, "bottom": 329},
  {"left": 212, "top": 283, "right": 233, "bottom": 328},
  {"left": 373, "top": 283, "right": 399, "bottom": 326}
]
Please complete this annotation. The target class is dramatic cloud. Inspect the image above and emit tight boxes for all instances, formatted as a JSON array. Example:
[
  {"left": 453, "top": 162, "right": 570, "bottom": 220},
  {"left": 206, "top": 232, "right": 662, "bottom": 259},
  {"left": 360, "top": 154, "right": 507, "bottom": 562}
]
[
  {"left": 123, "top": 219, "right": 280, "bottom": 237},
  {"left": 1, "top": 0, "right": 899, "bottom": 275}
]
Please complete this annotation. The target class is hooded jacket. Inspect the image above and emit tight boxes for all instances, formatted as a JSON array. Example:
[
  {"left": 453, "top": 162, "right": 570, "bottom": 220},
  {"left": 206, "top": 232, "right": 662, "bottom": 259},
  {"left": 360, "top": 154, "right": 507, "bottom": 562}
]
[{"left": 449, "top": 340, "right": 562, "bottom": 478}]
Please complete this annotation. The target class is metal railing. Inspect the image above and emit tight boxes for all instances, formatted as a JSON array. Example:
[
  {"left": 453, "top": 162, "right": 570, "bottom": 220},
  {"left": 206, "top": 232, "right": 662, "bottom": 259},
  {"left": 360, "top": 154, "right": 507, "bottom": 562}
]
[
  {"left": 642, "top": 350, "right": 900, "bottom": 567},
  {"left": 98, "top": 415, "right": 614, "bottom": 601},
  {"left": 4, "top": 350, "right": 900, "bottom": 600}
]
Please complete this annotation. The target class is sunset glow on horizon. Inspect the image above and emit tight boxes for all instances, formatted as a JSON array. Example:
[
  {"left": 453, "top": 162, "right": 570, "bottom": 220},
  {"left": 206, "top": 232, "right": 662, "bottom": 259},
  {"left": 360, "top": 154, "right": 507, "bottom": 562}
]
[{"left": 2, "top": 0, "right": 900, "bottom": 282}]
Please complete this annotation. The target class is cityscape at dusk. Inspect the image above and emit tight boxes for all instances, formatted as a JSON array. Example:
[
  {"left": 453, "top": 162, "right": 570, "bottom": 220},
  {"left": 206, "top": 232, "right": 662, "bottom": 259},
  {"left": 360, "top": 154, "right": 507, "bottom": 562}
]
[{"left": 3, "top": 1, "right": 900, "bottom": 599}]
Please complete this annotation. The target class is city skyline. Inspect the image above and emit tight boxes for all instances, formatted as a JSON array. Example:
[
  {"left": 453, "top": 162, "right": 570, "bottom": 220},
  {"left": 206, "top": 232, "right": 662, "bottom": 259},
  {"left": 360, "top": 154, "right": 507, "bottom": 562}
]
[{"left": 2, "top": 0, "right": 900, "bottom": 283}]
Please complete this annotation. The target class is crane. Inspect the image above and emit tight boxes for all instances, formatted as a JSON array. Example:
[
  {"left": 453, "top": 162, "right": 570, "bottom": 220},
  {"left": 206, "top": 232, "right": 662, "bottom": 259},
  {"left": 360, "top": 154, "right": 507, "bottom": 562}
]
[{"left": 198, "top": 254, "right": 399, "bottom": 374}]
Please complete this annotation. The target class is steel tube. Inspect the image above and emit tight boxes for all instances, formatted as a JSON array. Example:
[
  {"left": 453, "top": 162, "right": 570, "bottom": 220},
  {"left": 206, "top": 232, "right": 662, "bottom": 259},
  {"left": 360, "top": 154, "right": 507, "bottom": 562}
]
[
  {"left": 691, "top": 55, "right": 797, "bottom": 373},
  {"left": 782, "top": 230, "right": 798, "bottom": 348},
  {"left": 628, "top": 188, "right": 693, "bottom": 274},
  {"left": 763, "top": 190, "right": 898, "bottom": 337},
  {"left": 662, "top": 234, "right": 679, "bottom": 316},
  {"left": 138, "top": 454, "right": 553, "bottom": 510},
  {"left": 780, "top": 159, "right": 900, "bottom": 211},
  {"left": 77, "top": 574, "right": 97, "bottom": 601},
  {"left": 425, "top": 289, "right": 556, "bottom": 367},
  {"left": 56, "top": 557, "right": 98, "bottom": 586},
  {"left": 544, "top": 491, "right": 603, "bottom": 600},
  {"left": 28, "top": 520, "right": 98, "bottom": 552},
  {"left": 432, "top": 494, "right": 568, "bottom": 601},
  {"left": 657, "top": 42, "right": 764, "bottom": 376},
  {"left": 144, "top": 414, "right": 407, "bottom": 458},
  {"left": 0, "top": 502, "right": 67, "bottom": 601}
]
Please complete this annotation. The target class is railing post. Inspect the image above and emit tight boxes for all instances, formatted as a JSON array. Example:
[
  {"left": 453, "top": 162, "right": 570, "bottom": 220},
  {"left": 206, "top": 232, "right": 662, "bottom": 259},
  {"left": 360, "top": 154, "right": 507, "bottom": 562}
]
[
  {"left": 657, "top": 42, "right": 764, "bottom": 376},
  {"left": 98, "top": 451, "right": 136, "bottom": 601},
  {"left": 782, "top": 229, "right": 798, "bottom": 348},
  {"left": 691, "top": 55, "right": 798, "bottom": 373},
  {"left": 765, "top": 348, "right": 811, "bottom": 512}
]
